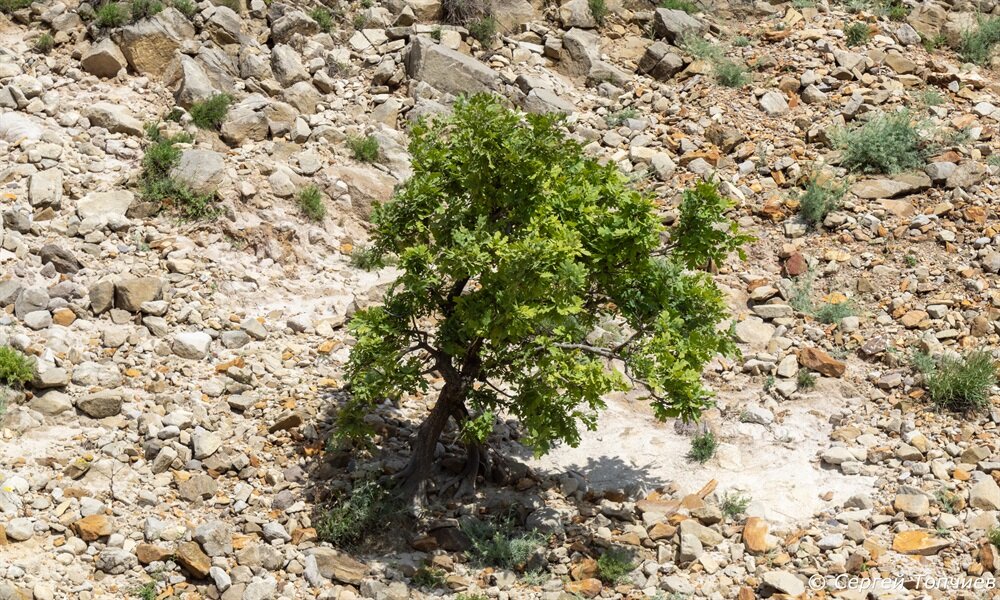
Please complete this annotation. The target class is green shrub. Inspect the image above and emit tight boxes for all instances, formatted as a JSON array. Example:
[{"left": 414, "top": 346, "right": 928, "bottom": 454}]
[
  {"left": 714, "top": 59, "right": 749, "bottom": 88},
  {"left": 0, "top": 0, "right": 31, "bottom": 13},
  {"left": 173, "top": 0, "right": 196, "bottom": 16},
  {"left": 315, "top": 480, "right": 398, "bottom": 547},
  {"left": 687, "top": 430, "right": 716, "bottom": 463},
  {"left": 919, "top": 88, "right": 943, "bottom": 107},
  {"left": 189, "top": 93, "right": 232, "bottom": 130},
  {"left": 913, "top": 350, "right": 997, "bottom": 412},
  {"left": 310, "top": 7, "right": 333, "bottom": 31},
  {"left": 834, "top": 110, "right": 927, "bottom": 174},
  {"left": 660, "top": 0, "right": 698, "bottom": 12},
  {"left": 882, "top": 0, "right": 908, "bottom": 21},
  {"left": 797, "top": 370, "right": 817, "bottom": 390},
  {"left": 921, "top": 33, "right": 948, "bottom": 52},
  {"left": 813, "top": 301, "right": 856, "bottom": 324},
  {"left": 844, "top": 21, "right": 871, "bottom": 46},
  {"left": 133, "top": 582, "right": 157, "bottom": 600},
  {"left": 468, "top": 15, "right": 496, "bottom": 44},
  {"left": 732, "top": 35, "right": 751, "bottom": 47},
  {"left": 220, "top": 0, "right": 240, "bottom": 12},
  {"left": 461, "top": 513, "right": 546, "bottom": 571},
  {"left": 720, "top": 491, "right": 751, "bottom": 519},
  {"left": 298, "top": 185, "right": 326, "bottom": 221},
  {"left": 959, "top": 16, "right": 1000, "bottom": 64},
  {"left": 352, "top": 12, "right": 368, "bottom": 29},
  {"left": 140, "top": 128, "right": 217, "bottom": 220},
  {"left": 989, "top": 526, "right": 1000, "bottom": 548},
  {"left": 797, "top": 175, "right": 846, "bottom": 227},
  {"left": 605, "top": 107, "right": 638, "bottom": 127},
  {"left": 34, "top": 32, "right": 55, "bottom": 54},
  {"left": 0, "top": 346, "right": 34, "bottom": 388},
  {"left": 680, "top": 34, "right": 721, "bottom": 60},
  {"left": 442, "top": 0, "right": 492, "bottom": 26},
  {"left": 455, "top": 595, "right": 488, "bottom": 600},
  {"left": 95, "top": 3, "right": 129, "bottom": 28},
  {"left": 411, "top": 566, "right": 448, "bottom": 589},
  {"left": 347, "top": 134, "right": 379, "bottom": 163},
  {"left": 596, "top": 549, "right": 635, "bottom": 584},
  {"left": 130, "top": 0, "right": 163, "bottom": 21},
  {"left": 588, "top": 0, "right": 607, "bottom": 25}
]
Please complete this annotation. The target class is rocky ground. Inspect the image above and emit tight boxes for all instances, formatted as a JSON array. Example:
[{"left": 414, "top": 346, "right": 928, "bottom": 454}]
[{"left": 3, "top": 0, "right": 1000, "bottom": 597}]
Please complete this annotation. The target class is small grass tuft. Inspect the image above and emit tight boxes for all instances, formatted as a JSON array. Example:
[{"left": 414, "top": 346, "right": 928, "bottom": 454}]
[
  {"left": 411, "top": 566, "right": 448, "bottom": 589},
  {"left": 814, "top": 301, "right": 856, "bottom": 324},
  {"left": 348, "top": 134, "right": 379, "bottom": 163},
  {"left": 844, "top": 21, "right": 871, "bottom": 46},
  {"left": 680, "top": 34, "right": 721, "bottom": 61},
  {"left": 189, "top": 93, "right": 232, "bottom": 130},
  {"left": 0, "top": 0, "right": 32, "bottom": 13},
  {"left": 461, "top": 512, "right": 546, "bottom": 571},
  {"left": 34, "top": 32, "right": 55, "bottom": 54},
  {"left": 352, "top": 12, "right": 369, "bottom": 29},
  {"left": 687, "top": 430, "right": 716, "bottom": 463},
  {"left": 588, "top": 0, "right": 607, "bottom": 25},
  {"left": 297, "top": 185, "right": 326, "bottom": 221},
  {"left": 714, "top": 59, "right": 749, "bottom": 88},
  {"left": 989, "top": 526, "right": 1000, "bottom": 548},
  {"left": 605, "top": 107, "right": 638, "bottom": 127},
  {"left": 732, "top": 35, "right": 751, "bottom": 47},
  {"left": 133, "top": 582, "right": 157, "bottom": 600},
  {"left": 95, "top": 2, "right": 129, "bottom": 28},
  {"left": 959, "top": 16, "right": 1000, "bottom": 65},
  {"left": 797, "top": 370, "right": 817, "bottom": 390},
  {"left": 468, "top": 15, "right": 497, "bottom": 44},
  {"left": 0, "top": 346, "right": 35, "bottom": 388},
  {"left": 797, "top": 175, "right": 846, "bottom": 228},
  {"left": 660, "top": 0, "right": 698, "bottom": 12},
  {"left": 596, "top": 548, "right": 635, "bottom": 584},
  {"left": 173, "top": 0, "right": 196, "bottom": 17},
  {"left": 316, "top": 480, "right": 399, "bottom": 547},
  {"left": 720, "top": 491, "right": 751, "bottom": 519},
  {"left": 130, "top": 0, "right": 163, "bottom": 21},
  {"left": 834, "top": 110, "right": 927, "bottom": 175},
  {"left": 310, "top": 7, "right": 333, "bottom": 32},
  {"left": 912, "top": 350, "right": 997, "bottom": 412}
]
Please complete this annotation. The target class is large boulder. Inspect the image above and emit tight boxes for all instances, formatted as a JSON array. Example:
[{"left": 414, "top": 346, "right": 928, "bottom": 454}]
[
  {"left": 221, "top": 96, "right": 270, "bottom": 146},
  {"left": 170, "top": 149, "right": 226, "bottom": 195},
  {"left": 205, "top": 5, "right": 243, "bottom": 45},
  {"left": 271, "top": 10, "right": 320, "bottom": 43},
  {"left": 81, "top": 39, "right": 127, "bottom": 78},
  {"left": 114, "top": 8, "right": 195, "bottom": 78},
  {"left": 83, "top": 102, "right": 144, "bottom": 136},
  {"left": 638, "top": 41, "right": 685, "bottom": 81},
  {"left": 652, "top": 8, "right": 704, "bottom": 43},
  {"left": 172, "top": 56, "right": 219, "bottom": 108},
  {"left": 561, "top": 28, "right": 628, "bottom": 85},
  {"left": 271, "top": 44, "right": 310, "bottom": 87},
  {"left": 77, "top": 190, "right": 134, "bottom": 220},
  {"left": 405, "top": 37, "right": 498, "bottom": 95}
]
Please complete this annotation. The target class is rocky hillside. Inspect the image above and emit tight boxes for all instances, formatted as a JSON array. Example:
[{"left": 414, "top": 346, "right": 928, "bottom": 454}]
[{"left": 4, "top": 0, "right": 1000, "bottom": 597}]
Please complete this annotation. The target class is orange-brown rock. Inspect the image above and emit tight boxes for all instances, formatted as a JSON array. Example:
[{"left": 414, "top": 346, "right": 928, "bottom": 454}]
[
  {"left": 798, "top": 347, "right": 846, "bottom": 377},
  {"left": 742, "top": 517, "right": 774, "bottom": 554},
  {"left": 892, "top": 530, "right": 950, "bottom": 556},
  {"left": 565, "top": 578, "right": 602, "bottom": 598},
  {"left": 176, "top": 541, "right": 212, "bottom": 578},
  {"left": 571, "top": 558, "right": 598, "bottom": 581},
  {"left": 73, "top": 515, "right": 112, "bottom": 541},
  {"left": 136, "top": 543, "right": 172, "bottom": 564}
]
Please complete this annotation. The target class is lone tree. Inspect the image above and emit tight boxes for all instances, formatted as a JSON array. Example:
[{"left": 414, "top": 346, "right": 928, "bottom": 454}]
[{"left": 340, "top": 94, "right": 750, "bottom": 498}]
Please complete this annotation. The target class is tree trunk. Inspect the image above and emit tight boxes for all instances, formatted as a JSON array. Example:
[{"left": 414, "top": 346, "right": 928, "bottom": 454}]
[{"left": 395, "top": 379, "right": 463, "bottom": 499}]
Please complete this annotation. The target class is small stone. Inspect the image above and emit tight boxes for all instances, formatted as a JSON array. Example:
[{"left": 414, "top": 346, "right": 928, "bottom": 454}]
[
  {"left": 73, "top": 515, "right": 112, "bottom": 541},
  {"left": 176, "top": 541, "right": 212, "bottom": 578},
  {"left": 797, "top": 347, "right": 846, "bottom": 378}
]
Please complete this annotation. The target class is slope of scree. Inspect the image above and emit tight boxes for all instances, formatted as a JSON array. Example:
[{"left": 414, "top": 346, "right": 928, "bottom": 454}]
[{"left": 2, "top": 0, "right": 1000, "bottom": 597}]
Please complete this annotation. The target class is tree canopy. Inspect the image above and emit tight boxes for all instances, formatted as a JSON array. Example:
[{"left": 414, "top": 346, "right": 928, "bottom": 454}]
[{"left": 339, "top": 94, "right": 750, "bottom": 498}]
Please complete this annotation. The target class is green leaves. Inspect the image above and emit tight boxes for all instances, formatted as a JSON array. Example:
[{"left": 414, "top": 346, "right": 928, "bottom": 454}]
[
  {"left": 672, "top": 180, "right": 754, "bottom": 270},
  {"left": 341, "top": 94, "right": 749, "bottom": 458}
]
